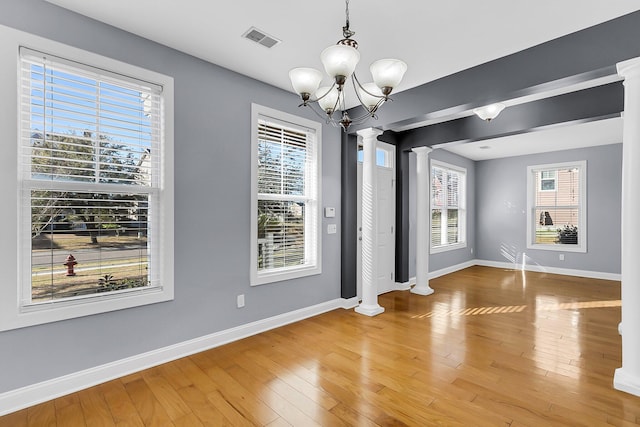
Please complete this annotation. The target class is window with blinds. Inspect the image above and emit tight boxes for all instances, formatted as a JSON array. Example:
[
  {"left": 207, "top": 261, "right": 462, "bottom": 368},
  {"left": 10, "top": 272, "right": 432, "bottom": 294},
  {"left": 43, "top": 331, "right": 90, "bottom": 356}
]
[
  {"left": 19, "top": 47, "right": 162, "bottom": 305},
  {"left": 431, "top": 160, "right": 466, "bottom": 252},
  {"left": 527, "top": 161, "right": 586, "bottom": 252},
  {"left": 251, "top": 104, "right": 321, "bottom": 285}
]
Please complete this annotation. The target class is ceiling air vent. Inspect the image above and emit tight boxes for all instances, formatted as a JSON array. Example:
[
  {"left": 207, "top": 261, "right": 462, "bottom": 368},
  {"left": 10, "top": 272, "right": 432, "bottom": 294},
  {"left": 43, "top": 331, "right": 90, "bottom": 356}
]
[{"left": 243, "top": 27, "right": 281, "bottom": 49}]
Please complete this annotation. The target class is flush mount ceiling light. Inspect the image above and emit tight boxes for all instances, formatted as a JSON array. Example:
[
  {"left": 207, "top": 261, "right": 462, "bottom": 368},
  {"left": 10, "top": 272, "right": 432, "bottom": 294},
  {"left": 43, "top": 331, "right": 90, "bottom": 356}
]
[
  {"left": 289, "top": 0, "right": 407, "bottom": 131},
  {"left": 473, "top": 103, "right": 506, "bottom": 122}
]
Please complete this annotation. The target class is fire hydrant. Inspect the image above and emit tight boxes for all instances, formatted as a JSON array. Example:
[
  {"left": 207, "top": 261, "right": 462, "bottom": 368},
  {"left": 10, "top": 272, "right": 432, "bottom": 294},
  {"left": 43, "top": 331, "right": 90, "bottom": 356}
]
[{"left": 63, "top": 254, "right": 77, "bottom": 276}]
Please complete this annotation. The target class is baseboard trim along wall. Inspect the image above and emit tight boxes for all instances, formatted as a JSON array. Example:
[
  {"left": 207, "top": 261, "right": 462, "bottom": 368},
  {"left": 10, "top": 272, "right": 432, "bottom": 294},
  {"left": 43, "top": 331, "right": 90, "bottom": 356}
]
[
  {"left": 614, "top": 368, "right": 640, "bottom": 397},
  {"left": 475, "top": 259, "right": 621, "bottom": 281},
  {"left": 0, "top": 260, "right": 621, "bottom": 415},
  {"left": 0, "top": 298, "right": 350, "bottom": 416}
]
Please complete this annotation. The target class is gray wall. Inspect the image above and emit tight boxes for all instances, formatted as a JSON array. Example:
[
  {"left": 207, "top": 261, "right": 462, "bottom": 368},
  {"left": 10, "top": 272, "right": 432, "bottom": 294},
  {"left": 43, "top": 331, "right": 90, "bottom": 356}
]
[
  {"left": 408, "top": 149, "right": 476, "bottom": 277},
  {"left": 0, "top": 0, "right": 341, "bottom": 393},
  {"left": 475, "top": 144, "right": 622, "bottom": 274}
]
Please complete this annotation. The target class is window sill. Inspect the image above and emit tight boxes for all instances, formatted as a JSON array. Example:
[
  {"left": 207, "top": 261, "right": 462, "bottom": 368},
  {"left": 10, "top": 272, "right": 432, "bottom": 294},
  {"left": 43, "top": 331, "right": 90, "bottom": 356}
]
[
  {"left": 527, "top": 243, "right": 586, "bottom": 253},
  {"left": 251, "top": 265, "right": 321, "bottom": 286},
  {"left": 431, "top": 242, "right": 467, "bottom": 254}
]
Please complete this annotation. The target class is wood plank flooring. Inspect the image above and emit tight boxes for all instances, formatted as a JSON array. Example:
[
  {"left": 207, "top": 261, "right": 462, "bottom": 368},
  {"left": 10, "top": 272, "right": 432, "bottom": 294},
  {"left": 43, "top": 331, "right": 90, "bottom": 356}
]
[{"left": 2, "top": 266, "right": 639, "bottom": 426}]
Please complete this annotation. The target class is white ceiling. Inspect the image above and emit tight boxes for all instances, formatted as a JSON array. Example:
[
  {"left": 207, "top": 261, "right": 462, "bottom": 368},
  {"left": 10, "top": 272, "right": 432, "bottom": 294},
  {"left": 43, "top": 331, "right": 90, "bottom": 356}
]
[
  {"left": 441, "top": 117, "right": 623, "bottom": 161},
  {"left": 45, "top": 1, "right": 639, "bottom": 99},
  {"left": 44, "top": 1, "right": 637, "bottom": 159}
]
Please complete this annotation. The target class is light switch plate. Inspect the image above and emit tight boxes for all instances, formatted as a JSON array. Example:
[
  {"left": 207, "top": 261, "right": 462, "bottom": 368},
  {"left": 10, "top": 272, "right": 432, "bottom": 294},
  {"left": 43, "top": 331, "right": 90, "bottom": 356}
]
[{"left": 324, "top": 207, "right": 335, "bottom": 218}]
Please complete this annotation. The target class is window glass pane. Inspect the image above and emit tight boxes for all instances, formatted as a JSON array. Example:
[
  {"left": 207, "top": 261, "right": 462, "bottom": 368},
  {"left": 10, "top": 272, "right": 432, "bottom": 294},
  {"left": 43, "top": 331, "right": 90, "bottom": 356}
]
[
  {"left": 257, "top": 200, "right": 305, "bottom": 270},
  {"left": 431, "top": 209, "right": 442, "bottom": 247},
  {"left": 447, "top": 209, "right": 459, "bottom": 244},
  {"left": 447, "top": 171, "right": 459, "bottom": 207},
  {"left": 534, "top": 207, "right": 579, "bottom": 245},
  {"left": 24, "top": 61, "right": 158, "bottom": 186},
  {"left": 530, "top": 163, "right": 584, "bottom": 250},
  {"left": 376, "top": 148, "right": 386, "bottom": 167},
  {"left": 432, "top": 167, "right": 444, "bottom": 207},
  {"left": 31, "top": 190, "right": 150, "bottom": 301},
  {"left": 257, "top": 123, "right": 307, "bottom": 196}
]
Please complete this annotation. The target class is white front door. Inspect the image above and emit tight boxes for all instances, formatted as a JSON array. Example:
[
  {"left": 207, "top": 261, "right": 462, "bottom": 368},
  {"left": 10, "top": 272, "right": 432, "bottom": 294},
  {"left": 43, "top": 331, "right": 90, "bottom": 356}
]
[{"left": 357, "top": 141, "right": 396, "bottom": 298}]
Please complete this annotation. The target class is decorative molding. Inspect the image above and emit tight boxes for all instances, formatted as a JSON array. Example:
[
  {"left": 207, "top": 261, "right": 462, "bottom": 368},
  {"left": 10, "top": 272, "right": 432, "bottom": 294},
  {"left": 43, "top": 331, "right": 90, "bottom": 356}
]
[
  {"left": 0, "top": 298, "right": 350, "bottom": 416},
  {"left": 394, "top": 281, "right": 413, "bottom": 291},
  {"left": 474, "top": 259, "right": 620, "bottom": 281},
  {"left": 429, "top": 260, "right": 476, "bottom": 280},
  {"left": 614, "top": 368, "right": 640, "bottom": 397}
]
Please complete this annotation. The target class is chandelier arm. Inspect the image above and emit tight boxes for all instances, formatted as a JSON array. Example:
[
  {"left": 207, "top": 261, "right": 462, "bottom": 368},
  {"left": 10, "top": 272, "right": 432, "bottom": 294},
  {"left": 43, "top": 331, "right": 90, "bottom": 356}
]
[
  {"left": 352, "top": 73, "right": 386, "bottom": 100},
  {"left": 310, "top": 81, "right": 338, "bottom": 103},
  {"left": 304, "top": 102, "right": 337, "bottom": 124}
]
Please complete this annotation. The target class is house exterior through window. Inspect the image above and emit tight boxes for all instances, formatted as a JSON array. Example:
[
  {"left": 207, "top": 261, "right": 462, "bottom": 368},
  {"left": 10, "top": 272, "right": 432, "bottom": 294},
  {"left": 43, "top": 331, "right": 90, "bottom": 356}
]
[{"left": 527, "top": 161, "right": 586, "bottom": 252}]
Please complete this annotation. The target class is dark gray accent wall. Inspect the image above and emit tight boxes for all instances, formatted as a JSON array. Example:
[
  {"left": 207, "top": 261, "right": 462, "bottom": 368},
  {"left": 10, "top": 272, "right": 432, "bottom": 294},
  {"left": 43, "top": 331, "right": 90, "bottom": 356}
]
[
  {"left": 340, "top": 132, "right": 358, "bottom": 298},
  {"left": 399, "top": 84, "right": 624, "bottom": 149},
  {"left": 476, "top": 144, "right": 622, "bottom": 274},
  {"left": 407, "top": 150, "right": 476, "bottom": 278},
  {"left": 0, "top": 0, "right": 342, "bottom": 394}
]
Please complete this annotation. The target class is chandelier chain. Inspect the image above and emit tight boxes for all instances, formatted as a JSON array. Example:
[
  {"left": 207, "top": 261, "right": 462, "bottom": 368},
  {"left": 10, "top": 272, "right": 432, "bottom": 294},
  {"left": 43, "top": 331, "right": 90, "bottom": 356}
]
[{"left": 343, "top": 0, "right": 355, "bottom": 39}]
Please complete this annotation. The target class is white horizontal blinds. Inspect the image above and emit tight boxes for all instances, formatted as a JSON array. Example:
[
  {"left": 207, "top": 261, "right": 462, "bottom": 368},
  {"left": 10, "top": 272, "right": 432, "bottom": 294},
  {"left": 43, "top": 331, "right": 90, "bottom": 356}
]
[
  {"left": 257, "top": 116, "right": 317, "bottom": 272},
  {"left": 431, "top": 166, "right": 444, "bottom": 247},
  {"left": 30, "top": 190, "right": 150, "bottom": 302},
  {"left": 534, "top": 167, "right": 580, "bottom": 244},
  {"left": 446, "top": 169, "right": 460, "bottom": 244},
  {"left": 20, "top": 47, "right": 161, "bottom": 304},
  {"left": 431, "top": 165, "right": 464, "bottom": 247},
  {"left": 20, "top": 47, "right": 161, "bottom": 186}
]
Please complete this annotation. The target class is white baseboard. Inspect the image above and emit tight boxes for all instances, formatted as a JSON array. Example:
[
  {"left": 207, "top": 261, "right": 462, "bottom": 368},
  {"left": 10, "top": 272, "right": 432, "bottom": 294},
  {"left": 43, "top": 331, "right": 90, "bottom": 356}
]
[
  {"left": 394, "top": 260, "right": 476, "bottom": 292},
  {"left": 430, "top": 260, "right": 476, "bottom": 280},
  {"left": 0, "top": 298, "right": 350, "bottom": 416},
  {"left": 614, "top": 368, "right": 640, "bottom": 397},
  {"left": 394, "top": 281, "right": 412, "bottom": 291},
  {"left": 474, "top": 259, "right": 621, "bottom": 281}
]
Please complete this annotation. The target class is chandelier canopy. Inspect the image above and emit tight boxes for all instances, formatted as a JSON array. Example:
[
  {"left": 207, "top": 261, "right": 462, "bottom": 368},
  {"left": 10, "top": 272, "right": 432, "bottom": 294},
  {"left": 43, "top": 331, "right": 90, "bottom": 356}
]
[{"left": 289, "top": 0, "right": 407, "bottom": 131}]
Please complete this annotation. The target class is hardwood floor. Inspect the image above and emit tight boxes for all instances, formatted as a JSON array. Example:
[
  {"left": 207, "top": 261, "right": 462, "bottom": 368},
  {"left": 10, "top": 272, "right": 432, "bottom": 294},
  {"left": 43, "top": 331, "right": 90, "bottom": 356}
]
[{"left": 2, "top": 266, "right": 639, "bottom": 426}]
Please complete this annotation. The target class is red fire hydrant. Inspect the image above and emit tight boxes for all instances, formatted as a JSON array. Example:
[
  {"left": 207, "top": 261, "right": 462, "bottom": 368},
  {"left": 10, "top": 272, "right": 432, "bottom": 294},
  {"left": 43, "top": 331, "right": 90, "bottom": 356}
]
[{"left": 63, "top": 254, "right": 77, "bottom": 276}]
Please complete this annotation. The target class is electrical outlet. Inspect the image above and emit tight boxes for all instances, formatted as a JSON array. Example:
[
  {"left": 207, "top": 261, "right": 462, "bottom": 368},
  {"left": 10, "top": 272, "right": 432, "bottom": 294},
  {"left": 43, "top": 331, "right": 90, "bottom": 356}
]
[
  {"left": 470, "top": 247, "right": 474, "bottom": 254},
  {"left": 559, "top": 254, "right": 565, "bottom": 261},
  {"left": 237, "top": 294, "right": 245, "bottom": 308}
]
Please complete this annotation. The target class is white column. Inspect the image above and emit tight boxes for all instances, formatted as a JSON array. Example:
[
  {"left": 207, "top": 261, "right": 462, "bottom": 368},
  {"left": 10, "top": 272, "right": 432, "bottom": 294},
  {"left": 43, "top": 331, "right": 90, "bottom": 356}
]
[
  {"left": 615, "top": 56, "right": 640, "bottom": 397},
  {"left": 411, "top": 147, "right": 435, "bottom": 296},
  {"left": 355, "top": 128, "right": 385, "bottom": 316}
]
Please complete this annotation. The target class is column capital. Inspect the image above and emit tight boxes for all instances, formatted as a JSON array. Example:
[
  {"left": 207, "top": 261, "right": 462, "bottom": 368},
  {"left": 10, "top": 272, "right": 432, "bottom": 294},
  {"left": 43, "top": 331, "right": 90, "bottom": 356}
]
[
  {"left": 617, "top": 56, "right": 640, "bottom": 79},
  {"left": 412, "top": 146, "right": 433, "bottom": 156},
  {"left": 356, "top": 127, "right": 383, "bottom": 140}
]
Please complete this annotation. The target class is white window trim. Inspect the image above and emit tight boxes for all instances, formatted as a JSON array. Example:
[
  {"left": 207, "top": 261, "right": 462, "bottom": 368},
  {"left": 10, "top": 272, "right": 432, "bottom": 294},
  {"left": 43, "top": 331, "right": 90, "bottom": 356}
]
[
  {"left": 0, "top": 25, "right": 174, "bottom": 331},
  {"left": 526, "top": 160, "right": 587, "bottom": 253},
  {"left": 250, "top": 104, "right": 322, "bottom": 286},
  {"left": 430, "top": 159, "right": 467, "bottom": 254}
]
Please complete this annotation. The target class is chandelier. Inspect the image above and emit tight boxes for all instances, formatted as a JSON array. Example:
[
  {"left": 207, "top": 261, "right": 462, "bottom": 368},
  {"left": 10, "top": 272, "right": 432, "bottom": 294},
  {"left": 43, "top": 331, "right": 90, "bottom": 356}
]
[{"left": 288, "top": 0, "right": 407, "bottom": 131}]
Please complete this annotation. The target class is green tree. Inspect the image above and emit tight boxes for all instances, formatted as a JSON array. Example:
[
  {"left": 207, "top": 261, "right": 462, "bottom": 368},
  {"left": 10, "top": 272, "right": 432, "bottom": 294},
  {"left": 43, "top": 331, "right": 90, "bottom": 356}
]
[{"left": 30, "top": 131, "right": 147, "bottom": 243}]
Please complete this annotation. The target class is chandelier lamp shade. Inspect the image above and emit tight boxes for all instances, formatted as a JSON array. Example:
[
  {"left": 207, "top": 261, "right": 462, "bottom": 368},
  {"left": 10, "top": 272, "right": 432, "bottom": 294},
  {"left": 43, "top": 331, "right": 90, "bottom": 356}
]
[{"left": 289, "top": 0, "right": 407, "bottom": 131}]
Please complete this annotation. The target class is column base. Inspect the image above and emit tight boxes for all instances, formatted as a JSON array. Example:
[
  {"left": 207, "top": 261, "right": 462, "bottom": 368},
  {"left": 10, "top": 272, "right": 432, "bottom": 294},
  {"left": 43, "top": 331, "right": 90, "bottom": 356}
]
[
  {"left": 355, "top": 304, "right": 385, "bottom": 317},
  {"left": 614, "top": 368, "right": 640, "bottom": 397},
  {"left": 411, "top": 285, "right": 434, "bottom": 296}
]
